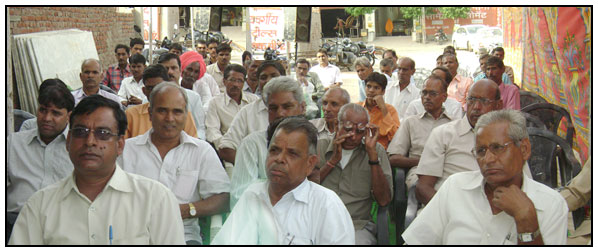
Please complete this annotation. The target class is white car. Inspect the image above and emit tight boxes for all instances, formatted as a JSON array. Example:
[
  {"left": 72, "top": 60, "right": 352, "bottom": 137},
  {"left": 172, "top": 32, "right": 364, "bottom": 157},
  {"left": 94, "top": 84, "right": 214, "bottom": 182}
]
[
  {"left": 476, "top": 27, "right": 503, "bottom": 54},
  {"left": 451, "top": 24, "right": 487, "bottom": 52}
]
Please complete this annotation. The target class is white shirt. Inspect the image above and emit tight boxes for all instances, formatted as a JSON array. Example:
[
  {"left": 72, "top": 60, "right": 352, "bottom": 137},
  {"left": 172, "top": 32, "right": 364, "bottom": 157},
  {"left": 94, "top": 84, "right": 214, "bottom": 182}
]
[
  {"left": 7, "top": 128, "right": 73, "bottom": 213},
  {"left": 71, "top": 88, "right": 124, "bottom": 107},
  {"left": 340, "top": 149, "right": 354, "bottom": 169},
  {"left": 383, "top": 81, "right": 421, "bottom": 122},
  {"left": 218, "top": 99, "right": 269, "bottom": 150},
  {"left": 230, "top": 130, "right": 269, "bottom": 209},
  {"left": 192, "top": 73, "right": 221, "bottom": 111},
  {"left": 183, "top": 88, "right": 207, "bottom": 140},
  {"left": 206, "top": 63, "right": 226, "bottom": 92},
  {"left": 404, "top": 97, "right": 464, "bottom": 121},
  {"left": 118, "top": 130, "right": 230, "bottom": 242},
  {"left": 402, "top": 171, "right": 568, "bottom": 245},
  {"left": 117, "top": 76, "right": 147, "bottom": 105},
  {"left": 309, "top": 118, "right": 335, "bottom": 140},
  {"left": 205, "top": 91, "right": 260, "bottom": 148},
  {"left": 9, "top": 165, "right": 185, "bottom": 245},
  {"left": 309, "top": 64, "right": 342, "bottom": 88},
  {"left": 213, "top": 180, "right": 355, "bottom": 245}
]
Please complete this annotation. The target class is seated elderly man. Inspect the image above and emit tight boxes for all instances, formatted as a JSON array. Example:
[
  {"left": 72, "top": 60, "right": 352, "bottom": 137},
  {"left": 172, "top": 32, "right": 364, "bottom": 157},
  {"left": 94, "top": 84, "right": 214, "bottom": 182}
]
[
  {"left": 309, "top": 87, "right": 351, "bottom": 140},
  {"left": 9, "top": 95, "right": 185, "bottom": 245},
  {"left": 402, "top": 110, "right": 568, "bottom": 245},
  {"left": 218, "top": 61, "right": 286, "bottom": 164},
  {"left": 383, "top": 57, "right": 420, "bottom": 122},
  {"left": 404, "top": 66, "right": 464, "bottom": 120},
  {"left": 119, "top": 82, "right": 230, "bottom": 245},
  {"left": 229, "top": 76, "right": 306, "bottom": 208},
  {"left": 358, "top": 72, "right": 400, "bottom": 149},
  {"left": 387, "top": 75, "right": 455, "bottom": 188},
  {"left": 125, "top": 64, "right": 197, "bottom": 139},
  {"left": 179, "top": 51, "right": 220, "bottom": 110},
  {"left": 73, "top": 58, "right": 124, "bottom": 107},
  {"left": 354, "top": 56, "right": 374, "bottom": 102},
  {"left": 317, "top": 103, "right": 393, "bottom": 245},
  {"left": 7, "top": 79, "right": 75, "bottom": 239},
  {"left": 213, "top": 117, "right": 354, "bottom": 245}
]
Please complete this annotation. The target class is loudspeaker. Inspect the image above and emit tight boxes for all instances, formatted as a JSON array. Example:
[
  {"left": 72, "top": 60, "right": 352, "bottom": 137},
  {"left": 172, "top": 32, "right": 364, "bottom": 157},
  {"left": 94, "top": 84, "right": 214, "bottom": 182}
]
[
  {"left": 295, "top": 7, "right": 311, "bottom": 42},
  {"left": 209, "top": 7, "right": 223, "bottom": 32}
]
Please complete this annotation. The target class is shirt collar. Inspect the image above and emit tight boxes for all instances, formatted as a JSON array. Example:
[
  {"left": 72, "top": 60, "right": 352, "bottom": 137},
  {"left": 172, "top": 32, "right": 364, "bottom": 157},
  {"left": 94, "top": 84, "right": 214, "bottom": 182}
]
[
  {"left": 457, "top": 116, "right": 474, "bottom": 136},
  {"left": 288, "top": 179, "right": 310, "bottom": 204},
  {"left": 419, "top": 108, "right": 452, "bottom": 121},
  {"left": 30, "top": 124, "right": 70, "bottom": 145},
  {"left": 314, "top": 118, "right": 333, "bottom": 134},
  {"left": 137, "top": 128, "right": 199, "bottom": 148},
  {"left": 60, "top": 164, "right": 133, "bottom": 200}
]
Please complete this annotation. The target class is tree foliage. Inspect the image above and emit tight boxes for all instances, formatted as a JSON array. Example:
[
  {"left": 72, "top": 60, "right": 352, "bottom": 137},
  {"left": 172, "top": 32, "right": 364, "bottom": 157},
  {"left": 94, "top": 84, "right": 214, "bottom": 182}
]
[
  {"left": 399, "top": 7, "right": 436, "bottom": 19},
  {"left": 344, "top": 7, "right": 377, "bottom": 17},
  {"left": 438, "top": 7, "right": 471, "bottom": 20}
]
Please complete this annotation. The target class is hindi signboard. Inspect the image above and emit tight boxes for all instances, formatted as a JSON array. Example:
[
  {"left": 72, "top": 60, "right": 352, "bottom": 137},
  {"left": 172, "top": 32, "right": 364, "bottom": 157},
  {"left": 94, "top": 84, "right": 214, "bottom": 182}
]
[
  {"left": 143, "top": 7, "right": 160, "bottom": 41},
  {"left": 249, "top": 7, "right": 286, "bottom": 58}
]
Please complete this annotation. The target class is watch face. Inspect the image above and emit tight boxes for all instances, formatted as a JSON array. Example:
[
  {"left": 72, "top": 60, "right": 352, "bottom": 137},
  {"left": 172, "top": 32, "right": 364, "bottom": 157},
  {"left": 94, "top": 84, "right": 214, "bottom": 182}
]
[
  {"left": 522, "top": 233, "right": 533, "bottom": 242},
  {"left": 190, "top": 208, "right": 197, "bottom": 216}
]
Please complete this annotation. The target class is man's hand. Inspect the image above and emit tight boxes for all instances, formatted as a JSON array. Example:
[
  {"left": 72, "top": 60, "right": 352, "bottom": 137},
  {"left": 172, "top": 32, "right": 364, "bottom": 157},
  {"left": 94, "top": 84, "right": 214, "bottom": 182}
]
[
  {"left": 330, "top": 131, "right": 353, "bottom": 165},
  {"left": 373, "top": 95, "right": 388, "bottom": 116},
  {"left": 128, "top": 95, "right": 142, "bottom": 105},
  {"left": 492, "top": 184, "right": 536, "bottom": 220},
  {"left": 364, "top": 123, "right": 380, "bottom": 158},
  {"left": 179, "top": 203, "right": 191, "bottom": 219}
]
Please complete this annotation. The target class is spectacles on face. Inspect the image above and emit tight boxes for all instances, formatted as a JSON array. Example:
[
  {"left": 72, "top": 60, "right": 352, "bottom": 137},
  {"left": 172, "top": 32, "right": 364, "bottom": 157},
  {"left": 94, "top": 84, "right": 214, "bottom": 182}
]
[
  {"left": 420, "top": 90, "right": 440, "bottom": 97},
  {"left": 472, "top": 141, "right": 515, "bottom": 159},
  {"left": 226, "top": 78, "right": 244, "bottom": 84},
  {"left": 466, "top": 96, "right": 496, "bottom": 106},
  {"left": 70, "top": 127, "right": 119, "bottom": 141},
  {"left": 341, "top": 121, "right": 367, "bottom": 134}
]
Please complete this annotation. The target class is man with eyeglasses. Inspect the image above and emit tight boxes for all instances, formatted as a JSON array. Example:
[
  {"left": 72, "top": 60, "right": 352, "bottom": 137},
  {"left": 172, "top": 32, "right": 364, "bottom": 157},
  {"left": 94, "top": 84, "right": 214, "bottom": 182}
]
[
  {"left": 206, "top": 64, "right": 260, "bottom": 160},
  {"left": 119, "top": 83, "right": 230, "bottom": 245},
  {"left": 124, "top": 64, "right": 197, "bottom": 139},
  {"left": 388, "top": 75, "right": 455, "bottom": 189},
  {"left": 403, "top": 110, "right": 567, "bottom": 245},
  {"left": 9, "top": 95, "right": 185, "bottom": 245},
  {"left": 415, "top": 79, "right": 532, "bottom": 205},
  {"left": 316, "top": 103, "right": 393, "bottom": 245}
]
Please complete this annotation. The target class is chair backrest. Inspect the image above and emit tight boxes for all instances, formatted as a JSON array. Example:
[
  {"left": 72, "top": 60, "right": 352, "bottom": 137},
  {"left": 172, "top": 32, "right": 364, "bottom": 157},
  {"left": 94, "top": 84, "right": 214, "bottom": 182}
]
[
  {"left": 13, "top": 109, "right": 36, "bottom": 132},
  {"left": 522, "top": 112, "right": 547, "bottom": 130},
  {"left": 519, "top": 90, "right": 547, "bottom": 108},
  {"left": 522, "top": 103, "right": 575, "bottom": 145},
  {"left": 527, "top": 127, "right": 581, "bottom": 189}
]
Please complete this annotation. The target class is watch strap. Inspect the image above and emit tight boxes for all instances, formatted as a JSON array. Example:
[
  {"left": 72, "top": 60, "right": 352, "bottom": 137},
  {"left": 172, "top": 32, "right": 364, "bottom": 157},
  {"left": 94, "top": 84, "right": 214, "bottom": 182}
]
[{"left": 517, "top": 229, "right": 540, "bottom": 242}]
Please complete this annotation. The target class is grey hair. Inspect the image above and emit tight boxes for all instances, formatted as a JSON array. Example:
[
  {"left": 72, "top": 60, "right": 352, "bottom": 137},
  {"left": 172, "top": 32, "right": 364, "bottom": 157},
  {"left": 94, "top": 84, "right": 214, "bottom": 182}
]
[
  {"left": 262, "top": 76, "right": 304, "bottom": 105},
  {"left": 149, "top": 81, "right": 189, "bottom": 112},
  {"left": 270, "top": 117, "right": 318, "bottom": 155},
  {"left": 338, "top": 103, "right": 370, "bottom": 123},
  {"left": 354, "top": 56, "right": 372, "bottom": 68},
  {"left": 324, "top": 87, "right": 351, "bottom": 104},
  {"left": 81, "top": 58, "right": 102, "bottom": 72},
  {"left": 474, "top": 109, "right": 529, "bottom": 146},
  {"left": 379, "top": 58, "right": 394, "bottom": 68}
]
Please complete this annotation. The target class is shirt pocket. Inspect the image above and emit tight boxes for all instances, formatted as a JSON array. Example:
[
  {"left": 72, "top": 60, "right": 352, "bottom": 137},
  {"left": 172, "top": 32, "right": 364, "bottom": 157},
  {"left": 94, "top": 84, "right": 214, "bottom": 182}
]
[{"left": 174, "top": 169, "right": 199, "bottom": 200}]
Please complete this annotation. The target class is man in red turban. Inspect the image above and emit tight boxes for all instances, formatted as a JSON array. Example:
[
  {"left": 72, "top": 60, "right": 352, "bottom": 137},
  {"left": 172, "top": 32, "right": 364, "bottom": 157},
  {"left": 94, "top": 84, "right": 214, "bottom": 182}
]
[{"left": 180, "top": 51, "right": 221, "bottom": 108}]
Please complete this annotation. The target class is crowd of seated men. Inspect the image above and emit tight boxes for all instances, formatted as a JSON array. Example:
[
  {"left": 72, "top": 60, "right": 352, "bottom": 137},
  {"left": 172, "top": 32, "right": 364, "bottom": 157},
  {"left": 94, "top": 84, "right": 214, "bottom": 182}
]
[{"left": 7, "top": 41, "right": 589, "bottom": 245}]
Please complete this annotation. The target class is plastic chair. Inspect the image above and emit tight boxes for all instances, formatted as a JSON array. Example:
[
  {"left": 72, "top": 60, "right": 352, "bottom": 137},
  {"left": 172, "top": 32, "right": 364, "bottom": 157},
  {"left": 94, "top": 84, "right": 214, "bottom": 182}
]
[
  {"left": 519, "top": 90, "right": 547, "bottom": 109},
  {"left": 376, "top": 204, "right": 390, "bottom": 245},
  {"left": 522, "top": 103, "right": 575, "bottom": 146},
  {"left": 392, "top": 168, "right": 407, "bottom": 244},
  {"left": 13, "top": 109, "right": 35, "bottom": 132},
  {"left": 522, "top": 112, "right": 547, "bottom": 130}
]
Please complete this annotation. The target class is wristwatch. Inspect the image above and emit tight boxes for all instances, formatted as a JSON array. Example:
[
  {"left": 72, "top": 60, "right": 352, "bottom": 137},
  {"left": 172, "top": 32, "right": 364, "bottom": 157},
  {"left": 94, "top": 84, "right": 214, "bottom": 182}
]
[
  {"left": 517, "top": 229, "right": 540, "bottom": 242},
  {"left": 188, "top": 203, "right": 197, "bottom": 217}
]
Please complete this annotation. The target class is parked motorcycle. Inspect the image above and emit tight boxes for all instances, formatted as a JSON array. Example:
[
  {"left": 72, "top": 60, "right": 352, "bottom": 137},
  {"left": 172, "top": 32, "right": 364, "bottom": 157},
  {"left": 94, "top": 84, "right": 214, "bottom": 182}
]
[
  {"left": 435, "top": 28, "right": 448, "bottom": 45},
  {"left": 356, "top": 41, "right": 376, "bottom": 66},
  {"left": 185, "top": 30, "right": 230, "bottom": 44},
  {"left": 263, "top": 40, "right": 287, "bottom": 61},
  {"left": 321, "top": 32, "right": 357, "bottom": 71}
]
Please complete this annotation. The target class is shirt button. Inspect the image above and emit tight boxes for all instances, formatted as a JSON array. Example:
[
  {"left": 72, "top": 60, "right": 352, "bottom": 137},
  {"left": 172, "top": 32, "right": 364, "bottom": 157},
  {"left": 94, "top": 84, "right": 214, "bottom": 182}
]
[
  {"left": 90, "top": 206, "right": 95, "bottom": 211},
  {"left": 91, "top": 234, "right": 96, "bottom": 239}
]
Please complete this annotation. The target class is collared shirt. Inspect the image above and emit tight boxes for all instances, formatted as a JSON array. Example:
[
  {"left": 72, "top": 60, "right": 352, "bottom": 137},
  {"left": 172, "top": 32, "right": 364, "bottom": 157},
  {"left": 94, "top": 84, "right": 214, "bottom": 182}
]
[
  {"left": 183, "top": 88, "right": 207, "bottom": 140},
  {"left": 357, "top": 101, "right": 400, "bottom": 149},
  {"left": 206, "top": 63, "right": 225, "bottom": 93},
  {"left": 192, "top": 73, "right": 221, "bottom": 111},
  {"left": 218, "top": 99, "right": 269, "bottom": 150},
  {"left": 383, "top": 81, "right": 421, "bottom": 122},
  {"left": 447, "top": 74, "right": 474, "bottom": 108},
  {"left": 124, "top": 102, "right": 197, "bottom": 139},
  {"left": 213, "top": 180, "right": 355, "bottom": 245},
  {"left": 243, "top": 81, "right": 261, "bottom": 97},
  {"left": 119, "top": 130, "right": 230, "bottom": 242},
  {"left": 498, "top": 82, "right": 521, "bottom": 110},
  {"left": 317, "top": 137, "right": 393, "bottom": 230},
  {"left": 473, "top": 72, "right": 514, "bottom": 84},
  {"left": 206, "top": 91, "right": 260, "bottom": 147},
  {"left": 309, "top": 118, "right": 335, "bottom": 140},
  {"left": 309, "top": 64, "right": 342, "bottom": 88},
  {"left": 117, "top": 76, "right": 147, "bottom": 105},
  {"left": 71, "top": 88, "right": 124, "bottom": 107},
  {"left": 404, "top": 97, "right": 464, "bottom": 120},
  {"left": 402, "top": 171, "right": 568, "bottom": 245},
  {"left": 101, "top": 64, "right": 132, "bottom": 91},
  {"left": 9, "top": 165, "right": 185, "bottom": 245},
  {"left": 229, "top": 130, "right": 269, "bottom": 209},
  {"left": 7, "top": 128, "right": 73, "bottom": 213},
  {"left": 358, "top": 79, "right": 367, "bottom": 102},
  {"left": 387, "top": 109, "right": 453, "bottom": 158},
  {"left": 416, "top": 117, "right": 532, "bottom": 190}
]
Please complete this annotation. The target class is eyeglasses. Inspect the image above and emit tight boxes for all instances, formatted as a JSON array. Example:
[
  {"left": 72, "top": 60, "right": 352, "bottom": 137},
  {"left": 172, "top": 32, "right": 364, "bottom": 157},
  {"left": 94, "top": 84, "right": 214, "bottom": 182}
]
[
  {"left": 226, "top": 78, "right": 244, "bottom": 84},
  {"left": 420, "top": 90, "right": 440, "bottom": 97},
  {"left": 70, "top": 127, "right": 119, "bottom": 141},
  {"left": 466, "top": 96, "right": 496, "bottom": 106},
  {"left": 472, "top": 141, "right": 515, "bottom": 159},
  {"left": 341, "top": 121, "right": 367, "bottom": 134}
]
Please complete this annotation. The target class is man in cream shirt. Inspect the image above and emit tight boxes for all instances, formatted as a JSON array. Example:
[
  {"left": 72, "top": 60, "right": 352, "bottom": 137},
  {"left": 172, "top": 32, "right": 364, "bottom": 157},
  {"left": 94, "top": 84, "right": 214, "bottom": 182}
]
[{"left": 9, "top": 96, "right": 184, "bottom": 245}]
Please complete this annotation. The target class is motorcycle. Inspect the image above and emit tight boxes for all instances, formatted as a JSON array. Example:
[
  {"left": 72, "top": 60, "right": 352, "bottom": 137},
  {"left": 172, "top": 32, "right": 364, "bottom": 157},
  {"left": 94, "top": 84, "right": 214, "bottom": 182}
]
[
  {"left": 356, "top": 41, "right": 376, "bottom": 66},
  {"left": 185, "top": 30, "right": 230, "bottom": 44},
  {"left": 435, "top": 28, "right": 448, "bottom": 45},
  {"left": 321, "top": 32, "right": 357, "bottom": 71},
  {"left": 263, "top": 40, "right": 287, "bottom": 61}
]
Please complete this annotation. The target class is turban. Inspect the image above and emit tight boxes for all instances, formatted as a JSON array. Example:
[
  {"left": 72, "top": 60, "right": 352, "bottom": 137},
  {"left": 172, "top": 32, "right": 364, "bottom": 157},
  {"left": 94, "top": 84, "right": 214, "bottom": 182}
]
[{"left": 180, "top": 51, "right": 206, "bottom": 80}]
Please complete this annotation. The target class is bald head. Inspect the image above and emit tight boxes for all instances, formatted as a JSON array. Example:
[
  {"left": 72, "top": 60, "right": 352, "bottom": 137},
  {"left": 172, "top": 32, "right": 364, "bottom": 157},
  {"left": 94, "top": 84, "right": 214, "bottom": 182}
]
[{"left": 466, "top": 79, "right": 503, "bottom": 127}]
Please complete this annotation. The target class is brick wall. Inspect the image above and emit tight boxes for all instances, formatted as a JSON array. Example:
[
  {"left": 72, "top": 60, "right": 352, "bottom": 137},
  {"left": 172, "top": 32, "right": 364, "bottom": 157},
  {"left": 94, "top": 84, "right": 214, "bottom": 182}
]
[{"left": 9, "top": 7, "right": 136, "bottom": 69}]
